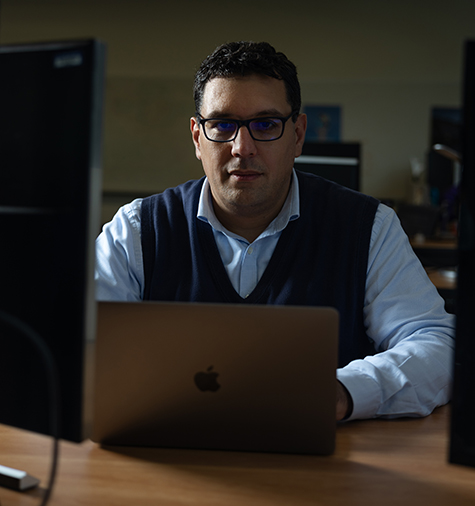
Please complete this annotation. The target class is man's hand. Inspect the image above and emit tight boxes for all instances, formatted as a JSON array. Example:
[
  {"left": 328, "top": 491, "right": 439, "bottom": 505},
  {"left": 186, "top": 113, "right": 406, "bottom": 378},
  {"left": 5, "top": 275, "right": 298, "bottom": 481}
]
[{"left": 336, "top": 380, "right": 353, "bottom": 421}]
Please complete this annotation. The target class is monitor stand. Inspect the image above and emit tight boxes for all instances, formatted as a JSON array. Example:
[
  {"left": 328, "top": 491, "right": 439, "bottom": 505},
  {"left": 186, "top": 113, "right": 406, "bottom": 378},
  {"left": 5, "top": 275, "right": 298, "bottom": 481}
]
[{"left": 0, "top": 310, "right": 61, "bottom": 499}]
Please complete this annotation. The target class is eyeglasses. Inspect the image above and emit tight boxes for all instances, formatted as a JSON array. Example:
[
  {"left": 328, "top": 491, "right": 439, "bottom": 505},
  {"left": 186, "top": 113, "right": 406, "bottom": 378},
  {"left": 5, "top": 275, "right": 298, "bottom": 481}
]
[{"left": 196, "top": 111, "right": 298, "bottom": 143}]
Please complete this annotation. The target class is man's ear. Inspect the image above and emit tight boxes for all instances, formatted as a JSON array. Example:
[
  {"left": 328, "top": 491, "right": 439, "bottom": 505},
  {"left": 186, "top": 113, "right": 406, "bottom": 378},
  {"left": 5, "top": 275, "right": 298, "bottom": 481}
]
[
  {"left": 294, "top": 113, "right": 307, "bottom": 158},
  {"left": 190, "top": 116, "right": 202, "bottom": 161}
]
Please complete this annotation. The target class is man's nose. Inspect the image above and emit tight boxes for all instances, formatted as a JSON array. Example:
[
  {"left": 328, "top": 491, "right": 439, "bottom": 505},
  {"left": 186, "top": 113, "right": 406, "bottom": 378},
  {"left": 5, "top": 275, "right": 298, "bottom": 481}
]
[{"left": 231, "top": 125, "right": 257, "bottom": 158}]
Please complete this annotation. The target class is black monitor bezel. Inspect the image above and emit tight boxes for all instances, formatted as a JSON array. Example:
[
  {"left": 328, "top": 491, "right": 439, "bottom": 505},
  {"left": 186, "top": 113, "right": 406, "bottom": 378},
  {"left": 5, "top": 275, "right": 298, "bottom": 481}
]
[
  {"left": 449, "top": 39, "right": 475, "bottom": 468},
  {"left": 0, "top": 39, "right": 105, "bottom": 442}
]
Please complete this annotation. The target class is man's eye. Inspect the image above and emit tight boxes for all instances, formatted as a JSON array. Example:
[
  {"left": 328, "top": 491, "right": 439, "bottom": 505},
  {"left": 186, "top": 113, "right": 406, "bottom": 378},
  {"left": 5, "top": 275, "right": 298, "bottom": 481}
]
[
  {"left": 252, "top": 119, "right": 280, "bottom": 131},
  {"left": 209, "top": 121, "right": 236, "bottom": 132}
]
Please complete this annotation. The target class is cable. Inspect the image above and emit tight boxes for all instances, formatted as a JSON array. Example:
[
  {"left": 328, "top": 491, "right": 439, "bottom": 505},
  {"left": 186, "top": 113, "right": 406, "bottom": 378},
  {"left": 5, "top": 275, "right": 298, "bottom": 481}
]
[{"left": 0, "top": 310, "right": 61, "bottom": 506}]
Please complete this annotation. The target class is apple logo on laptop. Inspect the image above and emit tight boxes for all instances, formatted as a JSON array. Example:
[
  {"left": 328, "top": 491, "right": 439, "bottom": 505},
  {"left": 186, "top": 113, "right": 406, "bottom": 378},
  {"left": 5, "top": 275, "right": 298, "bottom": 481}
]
[{"left": 194, "top": 366, "right": 220, "bottom": 392}]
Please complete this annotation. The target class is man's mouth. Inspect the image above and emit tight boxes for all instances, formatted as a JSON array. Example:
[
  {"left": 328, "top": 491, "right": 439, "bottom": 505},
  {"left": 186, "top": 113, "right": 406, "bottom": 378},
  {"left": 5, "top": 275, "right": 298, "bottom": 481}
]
[{"left": 228, "top": 169, "right": 263, "bottom": 182}]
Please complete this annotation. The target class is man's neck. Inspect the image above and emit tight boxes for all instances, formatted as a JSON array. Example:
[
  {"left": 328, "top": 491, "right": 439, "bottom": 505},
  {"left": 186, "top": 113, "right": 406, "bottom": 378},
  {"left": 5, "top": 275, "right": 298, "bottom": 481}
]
[
  {"left": 212, "top": 203, "right": 277, "bottom": 243},
  {"left": 203, "top": 172, "right": 296, "bottom": 243}
]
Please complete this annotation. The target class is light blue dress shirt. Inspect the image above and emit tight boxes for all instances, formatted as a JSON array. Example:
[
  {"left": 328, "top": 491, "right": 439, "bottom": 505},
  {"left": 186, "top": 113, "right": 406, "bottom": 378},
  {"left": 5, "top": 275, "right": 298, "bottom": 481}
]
[{"left": 95, "top": 171, "right": 455, "bottom": 421}]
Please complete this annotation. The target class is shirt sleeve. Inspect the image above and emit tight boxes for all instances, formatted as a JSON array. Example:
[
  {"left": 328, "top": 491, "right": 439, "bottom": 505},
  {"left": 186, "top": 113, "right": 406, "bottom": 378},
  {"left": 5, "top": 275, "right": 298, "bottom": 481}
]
[
  {"left": 337, "top": 203, "right": 455, "bottom": 420},
  {"left": 95, "top": 199, "right": 145, "bottom": 301}
]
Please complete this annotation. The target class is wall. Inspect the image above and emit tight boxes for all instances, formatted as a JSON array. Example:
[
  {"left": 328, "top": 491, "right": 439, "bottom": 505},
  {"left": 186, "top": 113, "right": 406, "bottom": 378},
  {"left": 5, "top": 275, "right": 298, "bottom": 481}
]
[{"left": 1, "top": 0, "right": 474, "bottom": 221}]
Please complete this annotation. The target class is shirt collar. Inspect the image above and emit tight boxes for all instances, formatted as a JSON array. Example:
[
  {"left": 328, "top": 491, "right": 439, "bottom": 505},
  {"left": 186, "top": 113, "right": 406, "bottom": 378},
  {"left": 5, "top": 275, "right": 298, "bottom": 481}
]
[{"left": 197, "top": 169, "right": 300, "bottom": 241}]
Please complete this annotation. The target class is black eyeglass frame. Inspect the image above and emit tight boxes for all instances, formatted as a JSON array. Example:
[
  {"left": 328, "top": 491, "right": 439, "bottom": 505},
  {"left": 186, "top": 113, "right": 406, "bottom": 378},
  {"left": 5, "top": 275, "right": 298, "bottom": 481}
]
[{"left": 196, "top": 110, "right": 299, "bottom": 143}]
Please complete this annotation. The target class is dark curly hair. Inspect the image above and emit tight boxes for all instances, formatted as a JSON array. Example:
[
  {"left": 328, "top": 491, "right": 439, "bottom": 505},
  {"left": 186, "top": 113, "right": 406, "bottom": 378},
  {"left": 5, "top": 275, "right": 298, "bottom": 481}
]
[{"left": 193, "top": 41, "right": 301, "bottom": 116}]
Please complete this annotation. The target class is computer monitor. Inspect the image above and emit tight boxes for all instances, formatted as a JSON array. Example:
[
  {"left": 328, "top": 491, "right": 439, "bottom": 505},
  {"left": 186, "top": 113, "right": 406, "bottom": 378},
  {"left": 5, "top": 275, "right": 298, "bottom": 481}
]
[
  {"left": 0, "top": 40, "right": 105, "bottom": 447},
  {"left": 449, "top": 40, "right": 475, "bottom": 468},
  {"left": 294, "top": 142, "right": 360, "bottom": 191}
]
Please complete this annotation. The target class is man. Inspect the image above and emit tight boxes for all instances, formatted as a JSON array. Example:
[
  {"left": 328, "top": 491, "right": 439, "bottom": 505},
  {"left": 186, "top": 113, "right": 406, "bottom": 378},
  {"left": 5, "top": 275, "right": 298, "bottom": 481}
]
[{"left": 95, "top": 41, "right": 454, "bottom": 421}]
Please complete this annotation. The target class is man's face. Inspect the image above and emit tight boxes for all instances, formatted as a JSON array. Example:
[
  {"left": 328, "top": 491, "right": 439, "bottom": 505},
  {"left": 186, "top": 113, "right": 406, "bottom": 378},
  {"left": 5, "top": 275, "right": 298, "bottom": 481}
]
[{"left": 191, "top": 75, "right": 307, "bottom": 227}]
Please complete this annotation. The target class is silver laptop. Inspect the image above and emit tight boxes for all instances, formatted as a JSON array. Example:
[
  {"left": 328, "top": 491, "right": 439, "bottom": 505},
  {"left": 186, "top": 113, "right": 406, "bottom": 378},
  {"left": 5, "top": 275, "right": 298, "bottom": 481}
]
[{"left": 91, "top": 301, "right": 338, "bottom": 455}]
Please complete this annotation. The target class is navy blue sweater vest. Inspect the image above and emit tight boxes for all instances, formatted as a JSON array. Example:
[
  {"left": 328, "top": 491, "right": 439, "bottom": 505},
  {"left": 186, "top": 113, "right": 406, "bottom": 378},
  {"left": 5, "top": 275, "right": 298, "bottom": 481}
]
[{"left": 141, "top": 171, "right": 379, "bottom": 367}]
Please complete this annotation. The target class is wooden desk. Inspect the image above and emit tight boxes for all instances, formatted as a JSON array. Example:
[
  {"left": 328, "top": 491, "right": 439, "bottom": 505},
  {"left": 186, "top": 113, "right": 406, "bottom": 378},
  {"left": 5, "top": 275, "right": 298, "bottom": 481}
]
[
  {"left": 409, "top": 238, "right": 458, "bottom": 312},
  {"left": 410, "top": 238, "right": 458, "bottom": 269},
  {"left": 426, "top": 268, "right": 457, "bottom": 291},
  {"left": 1, "top": 405, "right": 475, "bottom": 505}
]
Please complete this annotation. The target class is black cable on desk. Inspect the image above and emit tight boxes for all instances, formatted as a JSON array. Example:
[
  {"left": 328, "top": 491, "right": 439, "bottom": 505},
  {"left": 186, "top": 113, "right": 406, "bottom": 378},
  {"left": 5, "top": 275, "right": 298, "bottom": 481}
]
[{"left": 0, "top": 310, "right": 61, "bottom": 506}]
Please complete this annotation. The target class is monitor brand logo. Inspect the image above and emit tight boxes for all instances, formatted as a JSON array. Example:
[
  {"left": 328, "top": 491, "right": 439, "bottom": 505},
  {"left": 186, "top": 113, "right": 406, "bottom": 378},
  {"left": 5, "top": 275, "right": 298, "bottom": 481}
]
[
  {"left": 54, "top": 51, "right": 84, "bottom": 69},
  {"left": 194, "top": 366, "right": 220, "bottom": 392}
]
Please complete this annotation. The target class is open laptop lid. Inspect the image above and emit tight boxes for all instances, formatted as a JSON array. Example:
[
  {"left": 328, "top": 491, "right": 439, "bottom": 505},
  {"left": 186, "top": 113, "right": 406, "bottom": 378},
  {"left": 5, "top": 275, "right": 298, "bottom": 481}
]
[{"left": 92, "top": 301, "right": 338, "bottom": 455}]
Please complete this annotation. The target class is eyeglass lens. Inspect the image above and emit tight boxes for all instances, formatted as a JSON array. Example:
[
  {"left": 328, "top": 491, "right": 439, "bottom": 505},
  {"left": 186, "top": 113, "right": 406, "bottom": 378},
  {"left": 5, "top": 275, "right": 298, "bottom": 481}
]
[{"left": 204, "top": 118, "right": 284, "bottom": 141}]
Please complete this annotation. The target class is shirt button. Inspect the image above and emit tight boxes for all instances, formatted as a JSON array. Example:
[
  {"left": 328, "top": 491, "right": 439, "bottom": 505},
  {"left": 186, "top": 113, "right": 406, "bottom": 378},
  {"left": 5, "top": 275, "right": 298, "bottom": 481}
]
[{"left": 247, "top": 247, "right": 253, "bottom": 255}]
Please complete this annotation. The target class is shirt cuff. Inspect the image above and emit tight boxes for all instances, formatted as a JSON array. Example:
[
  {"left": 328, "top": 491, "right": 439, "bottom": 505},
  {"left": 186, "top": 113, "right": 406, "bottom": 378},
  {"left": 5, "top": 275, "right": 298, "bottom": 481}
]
[{"left": 336, "top": 361, "right": 381, "bottom": 421}]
